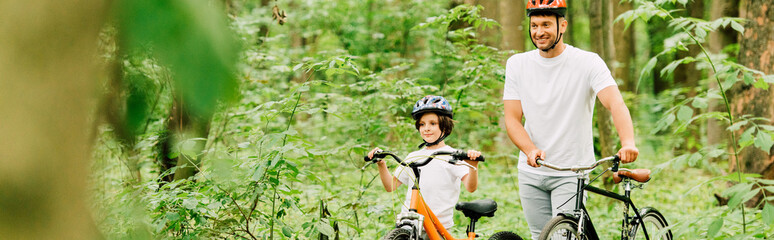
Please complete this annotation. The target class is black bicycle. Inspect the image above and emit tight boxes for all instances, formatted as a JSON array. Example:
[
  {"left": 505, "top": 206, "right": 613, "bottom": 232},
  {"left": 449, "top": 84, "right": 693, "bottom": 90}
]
[{"left": 536, "top": 156, "right": 672, "bottom": 240}]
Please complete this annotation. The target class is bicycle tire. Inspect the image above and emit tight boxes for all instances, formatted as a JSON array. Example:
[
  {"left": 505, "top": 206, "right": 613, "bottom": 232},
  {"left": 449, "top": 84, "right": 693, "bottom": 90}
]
[
  {"left": 538, "top": 215, "right": 588, "bottom": 240},
  {"left": 630, "top": 208, "right": 672, "bottom": 240},
  {"left": 489, "top": 231, "right": 523, "bottom": 240},
  {"left": 382, "top": 228, "right": 413, "bottom": 240}
]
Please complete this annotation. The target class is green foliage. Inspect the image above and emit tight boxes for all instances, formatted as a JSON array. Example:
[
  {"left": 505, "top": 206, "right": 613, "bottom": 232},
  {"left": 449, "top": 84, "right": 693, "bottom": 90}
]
[
  {"left": 621, "top": 0, "right": 774, "bottom": 238},
  {"left": 122, "top": 54, "right": 171, "bottom": 137},
  {"left": 116, "top": 0, "right": 240, "bottom": 119},
  {"left": 90, "top": 0, "right": 774, "bottom": 239},
  {"left": 414, "top": 4, "right": 500, "bottom": 32},
  {"left": 96, "top": 1, "right": 508, "bottom": 238}
]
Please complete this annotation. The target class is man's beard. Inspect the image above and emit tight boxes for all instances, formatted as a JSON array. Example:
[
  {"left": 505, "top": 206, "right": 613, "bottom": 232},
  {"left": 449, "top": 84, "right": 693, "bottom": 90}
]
[{"left": 533, "top": 35, "right": 556, "bottom": 51}]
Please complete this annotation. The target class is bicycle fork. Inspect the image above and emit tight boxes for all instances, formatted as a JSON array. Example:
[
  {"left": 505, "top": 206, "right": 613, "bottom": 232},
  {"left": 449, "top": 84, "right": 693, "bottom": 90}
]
[
  {"left": 569, "top": 174, "right": 596, "bottom": 240},
  {"left": 395, "top": 211, "right": 424, "bottom": 239},
  {"left": 575, "top": 176, "right": 586, "bottom": 239},
  {"left": 573, "top": 173, "right": 600, "bottom": 240}
]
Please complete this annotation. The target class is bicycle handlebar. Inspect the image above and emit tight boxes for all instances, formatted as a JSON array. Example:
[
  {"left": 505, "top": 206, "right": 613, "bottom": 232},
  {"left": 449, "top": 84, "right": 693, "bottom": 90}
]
[
  {"left": 434, "top": 150, "right": 486, "bottom": 162},
  {"left": 363, "top": 150, "right": 484, "bottom": 170},
  {"left": 535, "top": 155, "right": 620, "bottom": 172}
]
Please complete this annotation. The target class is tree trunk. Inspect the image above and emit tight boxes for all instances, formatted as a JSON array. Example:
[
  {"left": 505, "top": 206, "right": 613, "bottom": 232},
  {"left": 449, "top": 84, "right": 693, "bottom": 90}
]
[
  {"left": 589, "top": 0, "right": 617, "bottom": 159},
  {"left": 707, "top": 0, "right": 740, "bottom": 151},
  {"left": 158, "top": 98, "right": 212, "bottom": 182},
  {"left": 496, "top": 0, "right": 526, "bottom": 157},
  {"left": 459, "top": 0, "right": 500, "bottom": 47},
  {"left": 709, "top": 0, "right": 741, "bottom": 53},
  {"left": 565, "top": 0, "right": 583, "bottom": 46},
  {"left": 734, "top": 0, "right": 774, "bottom": 207},
  {"left": 224, "top": 0, "right": 237, "bottom": 16},
  {"left": 477, "top": 0, "right": 500, "bottom": 47},
  {"left": 613, "top": 0, "right": 635, "bottom": 92},
  {"left": 590, "top": 0, "right": 618, "bottom": 189},
  {"left": 0, "top": 0, "right": 106, "bottom": 239},
  {"left": 257, "top": 0, "right": 271, "bottom": 44},
  {"left": 99, "top": 28, "right": 152, "bottom": 183},
  {"left": 602, "top": 0, "right": 616, "bottom": 70},
  {"left": 500, "top": 0, "right": 525, "bottom": 51}
]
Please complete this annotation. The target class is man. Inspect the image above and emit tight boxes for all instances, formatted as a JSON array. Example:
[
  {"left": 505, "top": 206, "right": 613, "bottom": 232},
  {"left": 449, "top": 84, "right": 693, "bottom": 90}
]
[{"left": 502, "top": 0, "right": 639, "bottom": 239}]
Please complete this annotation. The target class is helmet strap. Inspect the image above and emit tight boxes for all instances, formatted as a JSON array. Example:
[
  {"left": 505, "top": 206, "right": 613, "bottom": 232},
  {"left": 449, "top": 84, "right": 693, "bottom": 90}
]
[
  {"left": 542, "top": 15, "right": 563, "bottom": 52},
  {"left": 417, "top": 133, "right": 448, "bottom": 149},
  {"left": 529, "top": 27, "right": 538, "bottom": 50}
]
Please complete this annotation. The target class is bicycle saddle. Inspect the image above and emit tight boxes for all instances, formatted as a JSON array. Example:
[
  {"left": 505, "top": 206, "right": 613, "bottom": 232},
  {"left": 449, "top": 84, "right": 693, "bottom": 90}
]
[
  {"left": 612, "top": 169, "right": 651, "bottom": 183},
  {"left": 455, "top": 199, "right": 497, "bottom": 220}
]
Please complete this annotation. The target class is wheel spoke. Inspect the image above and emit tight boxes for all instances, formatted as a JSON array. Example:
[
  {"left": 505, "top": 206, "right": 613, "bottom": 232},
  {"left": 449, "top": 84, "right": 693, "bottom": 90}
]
[
  {"left": 539, "top": 216, "right": 584, "bottom": 240},
  {"left": 632, "top": 210, "right": 672, "bottom": 240}
]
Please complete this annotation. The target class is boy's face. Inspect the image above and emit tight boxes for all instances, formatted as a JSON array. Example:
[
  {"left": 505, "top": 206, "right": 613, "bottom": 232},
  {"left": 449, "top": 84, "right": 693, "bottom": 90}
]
[
  {"left": 530, "top": 15, "right": 566, "bottom": 50},
  {"left": 418, "top": 112, "right": 442, "bottom": 143}
]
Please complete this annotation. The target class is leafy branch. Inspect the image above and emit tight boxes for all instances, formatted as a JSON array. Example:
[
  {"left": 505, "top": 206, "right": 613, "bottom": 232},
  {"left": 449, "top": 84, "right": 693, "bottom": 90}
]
[{"left": 618, "top": 0, "right": 774, "bottom": 235}]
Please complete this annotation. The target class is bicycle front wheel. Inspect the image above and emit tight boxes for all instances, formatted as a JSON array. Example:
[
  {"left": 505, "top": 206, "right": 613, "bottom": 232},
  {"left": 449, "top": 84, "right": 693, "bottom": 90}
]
[
  {"left": 538, "top": 215, "right": 588, "bottom": 240},
  {"left": 383, "top": 228, "right": 413, "bottom": 240},
  {"left": 489, "top": 231, "right": 523, "bottom": 240},
  {"left": 630, "top": 208, "right": 672, "bottom": 240}
]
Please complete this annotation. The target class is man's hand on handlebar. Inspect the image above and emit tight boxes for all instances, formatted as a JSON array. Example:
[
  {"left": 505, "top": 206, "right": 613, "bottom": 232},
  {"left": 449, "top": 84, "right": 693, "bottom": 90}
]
[
  {"left": 527, "top": 148, "right": 545, "bottom": 168},
  {"left": 617, "top": 145, "right": 638, "bottom": 163}
]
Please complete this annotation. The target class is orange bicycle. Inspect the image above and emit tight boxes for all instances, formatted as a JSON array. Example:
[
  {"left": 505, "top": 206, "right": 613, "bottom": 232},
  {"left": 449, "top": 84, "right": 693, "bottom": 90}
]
[{"left": 364, "top": 150, "right": 522, "bottom": 240}]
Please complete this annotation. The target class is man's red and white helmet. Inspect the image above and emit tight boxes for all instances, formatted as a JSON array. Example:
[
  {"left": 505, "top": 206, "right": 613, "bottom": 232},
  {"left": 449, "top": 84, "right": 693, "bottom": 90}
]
[{"left": 526, "top": 0, "right": 567, "bottom": 17}]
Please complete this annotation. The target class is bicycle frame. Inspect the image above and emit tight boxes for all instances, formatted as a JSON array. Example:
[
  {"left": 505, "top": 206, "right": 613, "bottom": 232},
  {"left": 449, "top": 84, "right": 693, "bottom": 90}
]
[
  {"left": 540, "top": 157, "right": 654, "bottom": 240},
  {"left": 408, "top": 187, "right": 476, "bottom": 240},
  {"left": 562, "top": 175, "right": 652, "bottom": 240}
]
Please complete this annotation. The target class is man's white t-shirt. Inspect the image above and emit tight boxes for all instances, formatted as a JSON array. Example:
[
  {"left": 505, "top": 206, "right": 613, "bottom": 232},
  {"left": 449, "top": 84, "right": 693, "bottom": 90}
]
[
  {"left": 503, "top": 45, "right": 617, "bottom": 177},
  {"left": 393, "top": 145, "right": 469, "bottom": 229}
]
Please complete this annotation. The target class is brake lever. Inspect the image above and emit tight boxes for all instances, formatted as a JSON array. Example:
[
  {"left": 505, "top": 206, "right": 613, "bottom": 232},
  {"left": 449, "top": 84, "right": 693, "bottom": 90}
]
[
  {"left": 361, "top": 161, "right": 375, "bottom": 170},
  {"left": 455, "top": 160, "right": 478, "bottom": 171}
]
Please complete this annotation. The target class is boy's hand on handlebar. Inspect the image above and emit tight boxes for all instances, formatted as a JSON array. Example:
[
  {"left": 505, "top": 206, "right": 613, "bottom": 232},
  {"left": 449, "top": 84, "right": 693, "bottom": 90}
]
[
  {"left": 527, "top": 149, "right": 545, "bottom": 168},
  {"left": 367, "top": 147, "right": 383, "bottom": 162},
  {"left": 617, "top": 145, "right": 638, "bottom": 163},
  {"left": 464, "top": 150, "right": 482, "bottom": 166}
]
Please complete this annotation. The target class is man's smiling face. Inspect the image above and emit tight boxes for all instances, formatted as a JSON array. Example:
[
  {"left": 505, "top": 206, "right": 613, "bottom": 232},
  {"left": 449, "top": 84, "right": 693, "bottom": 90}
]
[{"left": 530, "top": 15, "right": 566, "bottom": 51}]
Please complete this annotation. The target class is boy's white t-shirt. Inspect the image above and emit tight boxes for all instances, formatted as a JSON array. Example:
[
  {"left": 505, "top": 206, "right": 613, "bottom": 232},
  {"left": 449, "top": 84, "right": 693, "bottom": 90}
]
[
  {"left": 502, "top": 45, "right": 617, "bottom": 177},
  {"left": 393, "top": 145, "right": 469, "bottom": 229}
]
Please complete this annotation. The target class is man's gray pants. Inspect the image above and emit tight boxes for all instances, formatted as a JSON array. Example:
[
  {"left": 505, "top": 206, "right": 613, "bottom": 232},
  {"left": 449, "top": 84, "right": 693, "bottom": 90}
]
[{"left": 518, "top": 170, "right": 586, "bottom": 240}]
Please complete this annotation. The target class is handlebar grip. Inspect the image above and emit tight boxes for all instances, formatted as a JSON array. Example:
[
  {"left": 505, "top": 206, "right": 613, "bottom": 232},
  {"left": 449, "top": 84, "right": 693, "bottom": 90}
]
[
  {"left": 365, "top": 152, "right": 389, "bottom": 162},
  {"left": 451, "top": 151, "right": 485, "bottom": 162}
]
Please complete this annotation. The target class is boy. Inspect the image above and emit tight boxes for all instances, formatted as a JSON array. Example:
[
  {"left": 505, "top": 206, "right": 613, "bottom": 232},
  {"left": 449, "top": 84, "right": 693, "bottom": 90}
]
[{"left": 368, "top": 95, "right": 482, "bottom": 232}]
